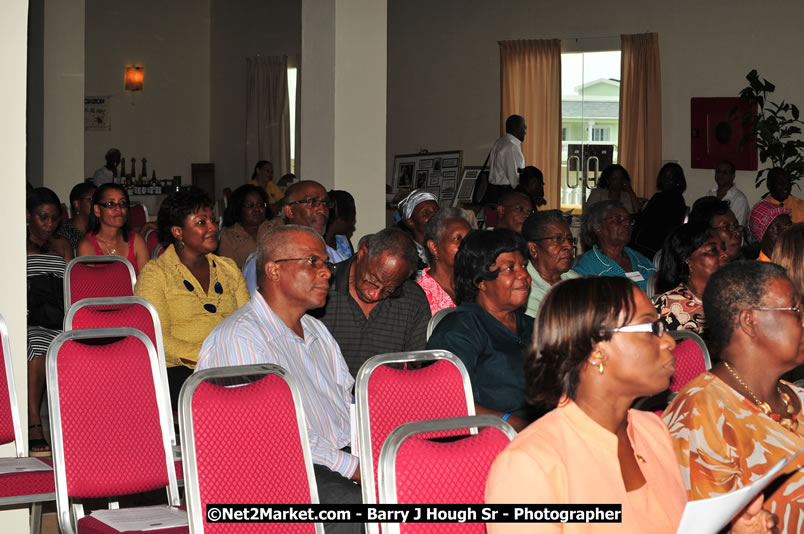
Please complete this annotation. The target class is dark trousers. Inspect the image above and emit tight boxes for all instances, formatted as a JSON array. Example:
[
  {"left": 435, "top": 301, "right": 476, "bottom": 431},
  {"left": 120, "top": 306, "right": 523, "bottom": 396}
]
[
  {"left": 314, "top": 464, "right": 365, "bottom": 534},
  {"left": 167, "top": 365, "right": 193, "bottom": 412}
]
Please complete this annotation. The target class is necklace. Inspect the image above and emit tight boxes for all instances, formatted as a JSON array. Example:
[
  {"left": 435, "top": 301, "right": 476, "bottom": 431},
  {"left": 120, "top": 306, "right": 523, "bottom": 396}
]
[
  {"left": 723, "top": 361, "right": 798, "bottom": 432},
  {"left": 180, "top": 259, "right": 223, "bottom": 314},
  {"left": 95, "top": 235, "right": 118, "bottom": 255}
]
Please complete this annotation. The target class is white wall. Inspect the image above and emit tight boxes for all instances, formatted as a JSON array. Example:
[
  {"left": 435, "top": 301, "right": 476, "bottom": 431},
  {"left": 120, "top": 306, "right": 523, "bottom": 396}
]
[
  {"left": 1, "top": 0, "right": 36, "bottom": 530},
  {"left": 387, "top": 0, "right": 804, "bottom": 208},
  {"left": 84, "top": 0, "right": 211, "bottom": 193},
  {"left": 210, "top": 0, "right": 301, "bottom": 194}
]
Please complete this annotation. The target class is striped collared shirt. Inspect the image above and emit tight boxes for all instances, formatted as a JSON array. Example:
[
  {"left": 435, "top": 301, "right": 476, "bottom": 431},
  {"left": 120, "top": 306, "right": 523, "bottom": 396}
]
[{"left": 197, "top": 292, "right": 357, "bottom": 478}]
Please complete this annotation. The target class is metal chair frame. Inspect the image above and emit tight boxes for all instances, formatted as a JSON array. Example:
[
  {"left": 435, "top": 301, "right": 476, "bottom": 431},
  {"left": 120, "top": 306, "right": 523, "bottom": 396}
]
[{"left": 63, "top": 255, "right": 137, "bottom": 310}]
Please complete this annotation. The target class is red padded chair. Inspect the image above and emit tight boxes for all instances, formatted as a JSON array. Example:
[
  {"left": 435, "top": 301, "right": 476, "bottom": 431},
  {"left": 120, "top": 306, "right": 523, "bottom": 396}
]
[
  {"left": 377, "top": 415, "right": 516, "bottom": 534},
  {"left": 0, "top": 314, "right": 55, "bottom": 534},
  {"left": 46, "top": 328, "right": 185, "bottom": 533},
  {"left": 64, "top": 297, "right": 176, "bottom": 453},
  {"left": 179, "top": 364, "right": 322, "bottom": 533},
  {"left": 128, "top": 204, "right": 148, "bottom": 230},
  {"left": 64, "top": 256, "right": 137, "bottom": 310},
  {"left": 145, "top": 229, "right": 161, "bottom": 258},
  {"left": 669, "top": 330, "right": 711, "bottom": 392},
  {"left": 355, "top": 350, "right": 474, "bottom": 534}
]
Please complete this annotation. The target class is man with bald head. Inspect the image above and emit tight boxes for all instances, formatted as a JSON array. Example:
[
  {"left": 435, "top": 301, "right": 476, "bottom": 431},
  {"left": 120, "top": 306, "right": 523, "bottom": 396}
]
[
  {"left": 312, "top": 227, "right": 431, "bottom": 376},
  {"left": 495, "top": 191, "right": 533, "bottom": 234},
  {"left": 197, "top": 225, "right": 362, "bottom": 533},
  {"left": 283, "top": 180, "right": 348, "bottom": 262}
]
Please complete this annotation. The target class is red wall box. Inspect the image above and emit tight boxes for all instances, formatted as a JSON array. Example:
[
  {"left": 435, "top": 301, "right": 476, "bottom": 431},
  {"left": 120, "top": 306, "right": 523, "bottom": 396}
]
[{"left": 690, "top": 97, "right": 757, "bottom": 170}]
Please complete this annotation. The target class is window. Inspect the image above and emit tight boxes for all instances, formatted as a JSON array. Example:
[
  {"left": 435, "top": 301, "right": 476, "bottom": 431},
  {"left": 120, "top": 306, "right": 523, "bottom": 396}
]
[
  {"left": 560, "top": 50, "right": 620, "bottom": 212},
  {"left": 288, "top": 67, "right": 297, "bottom": 174}
]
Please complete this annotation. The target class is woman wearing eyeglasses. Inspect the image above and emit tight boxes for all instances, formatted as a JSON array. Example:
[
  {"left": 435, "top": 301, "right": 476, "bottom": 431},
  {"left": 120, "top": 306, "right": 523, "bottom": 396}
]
[
  {"left": 486, "top": 276, "right": 775, "bottom": 533},
  {"left": 218, "top": 184, "right": 282, "bottom": 269},
  {"left": 653, "top": 223, "right": 728, "bottom": 341},
  {"left": 573, "top": 200, "right": 656, "bottom": 293},
  {"left": 520, "top": 210, "right": 579, "bottom": 318},
  {"left": 689, "top": 196, "right": 745, "bottom": 262},
  {"left": 134, "top": 189, "right": 249, "bottom": 409},
  {"left": 665, "top": 261, "right": 802, "bottom": 533},
  {"left": 76, "top": 183, "right": 150, "bottom": 275},
  {"left": 427, "top": 229, "right": 536, "bottom": 431}
]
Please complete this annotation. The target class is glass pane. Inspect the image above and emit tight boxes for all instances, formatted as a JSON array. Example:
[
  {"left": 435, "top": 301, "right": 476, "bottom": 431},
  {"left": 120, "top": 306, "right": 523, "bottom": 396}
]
[
  {"left": 288, "top": 67, "right": 298, "bottom": 174},
  {"left": 560, "top": 51, "right": 620, "bottom": 214}
]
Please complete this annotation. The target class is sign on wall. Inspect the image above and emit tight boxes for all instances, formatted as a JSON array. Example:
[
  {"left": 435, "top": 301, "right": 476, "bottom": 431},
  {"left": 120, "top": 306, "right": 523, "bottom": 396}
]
[{"left": 85, "top": 96, "right": 111, "bottom": 131}]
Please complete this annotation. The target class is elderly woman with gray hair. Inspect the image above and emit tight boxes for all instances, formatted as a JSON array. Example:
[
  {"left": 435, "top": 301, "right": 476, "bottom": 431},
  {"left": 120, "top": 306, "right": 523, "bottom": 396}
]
[
  {"left": 397, "top": 189, "right": 439, "bottom": 277},
  {"left": 416, "top": 207, "right": 473, "bottom": 314},
  {"left": 573, "top": 199, "right": 656, "bottom": 292},
  {"left": 521, "top": 210, "right": 580, "bottom": 317}
]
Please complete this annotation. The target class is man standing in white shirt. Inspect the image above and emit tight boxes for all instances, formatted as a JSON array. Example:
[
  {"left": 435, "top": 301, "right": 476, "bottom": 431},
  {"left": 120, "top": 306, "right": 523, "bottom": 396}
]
[
  {"left": 486, "top": 114, "right": 527, "bottom": 203},
  {"left": 708, "top": 160, "right": 749, "bottom": 226},
  {"left": 197, "top": 225, "right": 362, "bottom": 534},
  {"left": 92, "top": 148, "right": 121, "bottom": 187}
]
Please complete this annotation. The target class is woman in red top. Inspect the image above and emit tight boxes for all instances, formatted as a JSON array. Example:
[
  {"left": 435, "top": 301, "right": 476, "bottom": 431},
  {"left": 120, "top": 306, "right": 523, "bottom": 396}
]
[{"left": 77, "top": 183, "right": 149, "bottom": 274}]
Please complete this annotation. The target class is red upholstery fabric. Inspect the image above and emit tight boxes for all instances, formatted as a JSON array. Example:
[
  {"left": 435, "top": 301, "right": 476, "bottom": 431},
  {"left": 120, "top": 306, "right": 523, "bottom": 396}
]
[
  {"left": 189, "top": 375, "right": 316, "bottom": 533},
  {"left": 77, "top": 515, "right": 188, "bottom": 534},
  {"left": 0, "top": 336, "right": 15, "bottom": 444},
  {"left": 68, "top": 262, "right": 135, "bottom": 306},
  {"left": 129, "top": 205, "right": 147, "bottom": 229},
  {"left": 145, "top": 230, "right": 161, "bottom": 257},
  {"left": 56, "top": 336, "right": 169, "bottom": 497},
  {"left": 71, "top": 304, "right": 158, "bottom": 353},
  {"left": 669, "top": 339, "right": 707, "bottom": 393},
  {"left": 393, "top": 427, "right": 511, "bottom": 533},
  {"left": 367, "top": 360, "right": 470, "bottom": 503},
  {"left": 0, "top": 457, "right": 54, "bottom": 498}
]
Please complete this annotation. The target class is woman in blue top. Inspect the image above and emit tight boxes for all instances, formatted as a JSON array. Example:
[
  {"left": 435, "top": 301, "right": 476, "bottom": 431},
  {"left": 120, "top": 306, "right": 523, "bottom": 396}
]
[
  {"left": 573, "top": 199, "right": 656, "bottom": 292},
  {"left": 426, "top": 229, "right": 535, "bottom": 431}
]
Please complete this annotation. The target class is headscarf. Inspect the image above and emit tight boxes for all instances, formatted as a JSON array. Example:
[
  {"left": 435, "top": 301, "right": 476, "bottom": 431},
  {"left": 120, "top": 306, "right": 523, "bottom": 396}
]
[
  {"left": 749, "top": 200, "right": 792, "bottom": 242},
  {"left": 398, "top": 189, "right": 438, "bottom": 220}
]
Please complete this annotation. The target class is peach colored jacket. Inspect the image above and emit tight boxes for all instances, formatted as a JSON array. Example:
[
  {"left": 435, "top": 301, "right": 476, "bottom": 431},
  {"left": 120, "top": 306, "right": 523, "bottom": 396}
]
[{"left": 485, "top": 399, "right": 686, "bottom": 533}]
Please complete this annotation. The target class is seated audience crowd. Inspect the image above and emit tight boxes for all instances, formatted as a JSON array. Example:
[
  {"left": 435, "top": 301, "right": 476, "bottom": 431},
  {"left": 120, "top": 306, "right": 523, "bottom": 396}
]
[{"left": 30, "top": 156, "right": 804, "bottom": 533}]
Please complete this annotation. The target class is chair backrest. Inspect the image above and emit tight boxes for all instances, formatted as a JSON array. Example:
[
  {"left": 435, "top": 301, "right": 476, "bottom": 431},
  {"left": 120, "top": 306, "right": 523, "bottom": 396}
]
[
  {"left": 0, "top": 314, "right": 24, "bottom": 455},
  {"left": 426, "top": 307, "right": 457, "bottom": 341},
  {"left": 64, "top": 297, "right": 174, "bottom": 446},
  {"left": 64, "top": 255, "right": 137, "bottom": 309},
  {"left": 355, "top": 350, "right": 474, "bottom": 530},
  {"left": 180, "top": 364, "right": 322, "bottom": 534},
  {"left": 645, "top": 272, "right": 658, "bottom": 298},
  {"left": 47, "top": 328, "right": 179, "bottom": 532},
  {"left": 378, "top": 415, "right": 516, "bottom": 534},
  {"left": 129, "top": 203, "right": 148, "bottom": 229},
  {"left": 669, "top": 330, "right": 711, "bottom": 392},
  {"left": 144, "top": 228, "right": 161, "bottom": 257}
]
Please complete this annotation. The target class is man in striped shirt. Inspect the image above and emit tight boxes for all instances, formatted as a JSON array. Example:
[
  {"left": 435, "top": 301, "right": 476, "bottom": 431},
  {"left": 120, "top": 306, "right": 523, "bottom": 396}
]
[{"left": 197, "top": 225, "right": 363, "bottom": 533}]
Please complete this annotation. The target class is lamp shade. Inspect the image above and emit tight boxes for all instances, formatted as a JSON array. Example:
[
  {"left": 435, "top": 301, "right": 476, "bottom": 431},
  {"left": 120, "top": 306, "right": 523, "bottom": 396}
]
[{"left": 125, "top": 66, "right": 144, "bottom": 91}]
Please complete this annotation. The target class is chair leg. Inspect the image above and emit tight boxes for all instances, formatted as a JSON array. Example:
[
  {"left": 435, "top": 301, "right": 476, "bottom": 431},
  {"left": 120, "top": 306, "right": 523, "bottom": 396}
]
[{"left": 30, "top": 502, "right": 42, "bottom": 534}]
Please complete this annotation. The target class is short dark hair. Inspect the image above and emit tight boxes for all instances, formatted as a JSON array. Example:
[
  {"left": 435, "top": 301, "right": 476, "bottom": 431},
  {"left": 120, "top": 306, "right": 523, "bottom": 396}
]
[
  {"left": 27, "top": 187, "right": 61, "bottom": 213},
  {"left": 656, "top": 222, "right": 712, "bottom": 293},
  {"left": 767, "top": 167, "right": 788, "bottom": 185},
  {"left": 157, "top": 188, "right": 213, "bottom": 246},
  {"left": 703, "top": 260, "right": 788, "bottom": 349},
  {"left": 505, "top": 114, "right": 525, "bottom": 135},
  {"left": 718, "top": 160, "right": 736, "bottom": 174},
  {"left": 453, "top": 229, "right": 528, "bottom": 304},
  {"left": 69, "top": 182, "right": 96, "bottom": 206},
  {"left": 580, "top": 200, "right": 622, "bottom": 251},
  {"left": 328, "top": 190, "right": 356, "bottom": 220},
  {"left": 223, "top": 184, "right": 270, "bottom": 227},
  {"left": 422, "top": 207, "right": 471, "bottom": 264},
  {"left": 656, "top": 162, "right": 687, "bottom": 193},
  {"left": 87, "top": 183, "right": 132, "bottom": 241},
  {"left": 363, "top": 227, "right": 419, "bottom": 278},
  {"left": 597, "top": 164, "right": 631, "bottom": 189},
  {"left": 526, "top": 276, "right": 637, "bottom": 409},
  {"left": 521, "top": 210, "right": 567, "bottom": 242},
  {"left": 689, "top": 196, "right": 732, "bottom": 227}
]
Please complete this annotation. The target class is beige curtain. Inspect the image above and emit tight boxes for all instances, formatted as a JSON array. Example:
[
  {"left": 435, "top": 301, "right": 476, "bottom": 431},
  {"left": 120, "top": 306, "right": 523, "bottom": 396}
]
[
  {"left": 245, "top": 56, "right": 290, "bottom": 177},
  {"left": 499, "top": 39, "right": 562, "bottom": 209},
  {"left": 619, "top": 33, "right": 662, "bottom": 198},
  {"left": 294, "top": 54, "right": 301, "bottom": 177}
]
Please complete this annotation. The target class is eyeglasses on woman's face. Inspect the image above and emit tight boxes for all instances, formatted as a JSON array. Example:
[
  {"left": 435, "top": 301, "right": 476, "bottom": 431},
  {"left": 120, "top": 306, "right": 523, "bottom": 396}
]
[
  {"left": 98, "top": 200, "right": 128, "bottom": 210},
  {"left": 610, "top": 319, "right": 667, "bottom": 337},
  {"left": 533, "top": 234, "right": 577, "bottom": 247}
]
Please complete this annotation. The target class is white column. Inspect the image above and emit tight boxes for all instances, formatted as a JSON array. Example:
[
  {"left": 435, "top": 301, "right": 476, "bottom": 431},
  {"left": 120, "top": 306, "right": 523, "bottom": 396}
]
[
  {"left": 0, "top": 0, "right": 35, "bottom": 530},
  {"left": 43, "top": 0, "right": 85, "bottom": 203},
  {"left": 301, "top": 0, "right": 387, "bottom": 241}
]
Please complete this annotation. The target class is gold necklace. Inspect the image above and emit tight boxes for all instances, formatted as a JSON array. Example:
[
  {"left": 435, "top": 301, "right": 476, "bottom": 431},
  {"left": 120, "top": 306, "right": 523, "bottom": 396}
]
[
  {"left": 723, "top": 361, "right": 798, "bottom": 431},
  {"left": 95, "top": 235, "right": 118, "bottom": 255}
]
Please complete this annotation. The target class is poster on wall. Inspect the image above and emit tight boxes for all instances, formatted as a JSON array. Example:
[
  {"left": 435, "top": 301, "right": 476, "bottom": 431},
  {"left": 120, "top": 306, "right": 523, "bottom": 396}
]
[
  {"left": 392, "top": 150, "right": 463, "bottom": 206},
  {"left": 85, "top": 96, "right": 111, "bottom": 131}
]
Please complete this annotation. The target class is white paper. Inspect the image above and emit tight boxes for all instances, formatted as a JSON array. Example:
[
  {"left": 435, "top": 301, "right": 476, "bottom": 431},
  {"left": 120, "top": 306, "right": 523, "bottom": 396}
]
[
  {"left": 90, "top": 505, "right": 187, "bottom": 532},
  {"left": 0, "top": 457, "right": 52, "bottom": 473},
  {"left": 676, "top": 449, "right": 804, "bottom": 533}
]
